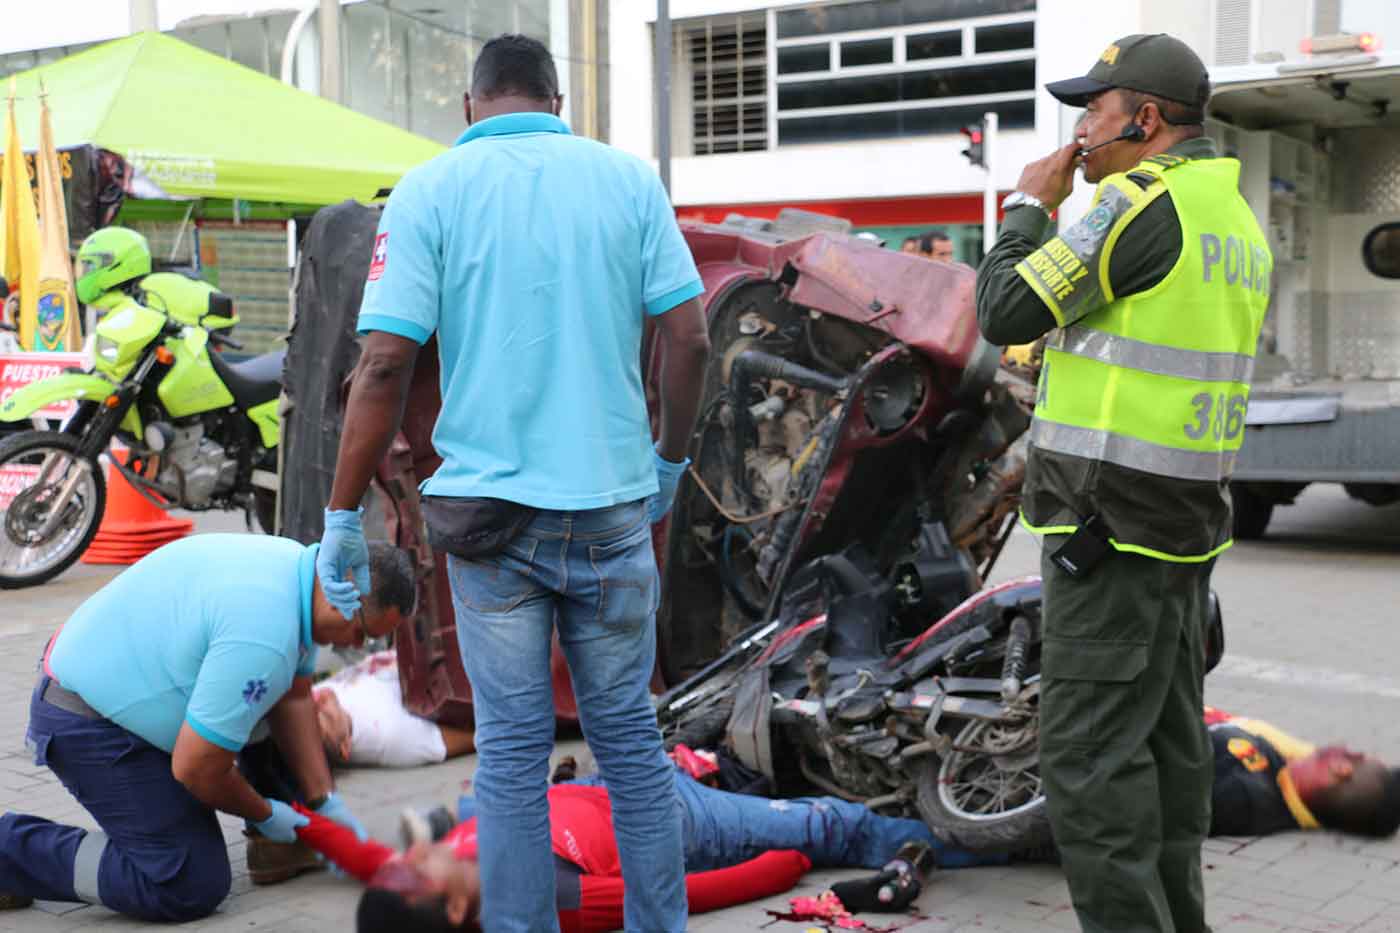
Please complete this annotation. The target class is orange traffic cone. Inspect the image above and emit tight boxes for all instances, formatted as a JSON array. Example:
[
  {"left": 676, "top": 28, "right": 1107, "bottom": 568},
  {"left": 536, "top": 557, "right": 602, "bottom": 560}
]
[{"left": 81, "top": 450, "right": 192, "bottom": 565}]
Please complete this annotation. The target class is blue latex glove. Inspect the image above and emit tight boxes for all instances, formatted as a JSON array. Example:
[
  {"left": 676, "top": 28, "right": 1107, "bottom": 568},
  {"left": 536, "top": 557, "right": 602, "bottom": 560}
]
[
  {"left": 649, "top": 447, "right": 690, "bottom": 524},
  {"left": 253, "top": 799, "right": 309, "bottom": 844},
  {"left": 313, "top": 791, "right": 368, "bottom": 842},
  {"left": 312, "top": 790, "right": 366, "bottom": 840},
  {"left": 318, "top": 507, "right": 370, "bottom": 620}
]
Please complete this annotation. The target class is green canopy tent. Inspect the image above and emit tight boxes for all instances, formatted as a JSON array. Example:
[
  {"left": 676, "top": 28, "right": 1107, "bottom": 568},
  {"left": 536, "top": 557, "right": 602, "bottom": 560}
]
[
  {"left": 2, "top": 31, "right": 447, "bottom": 352},
  {"left": 4, "top": 30, "right": 445, "bottom": 207}
]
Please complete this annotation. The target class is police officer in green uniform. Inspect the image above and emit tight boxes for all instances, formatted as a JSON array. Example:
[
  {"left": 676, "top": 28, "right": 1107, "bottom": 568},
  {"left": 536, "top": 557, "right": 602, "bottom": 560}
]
[{"left": 975, "top": 35, "right": 1271, "bottom": 933}]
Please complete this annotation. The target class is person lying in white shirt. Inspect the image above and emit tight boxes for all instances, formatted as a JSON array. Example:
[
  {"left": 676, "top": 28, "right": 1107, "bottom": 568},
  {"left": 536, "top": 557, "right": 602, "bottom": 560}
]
[{"left": 313, "top": 651, "right": 475, "bottom": 768}]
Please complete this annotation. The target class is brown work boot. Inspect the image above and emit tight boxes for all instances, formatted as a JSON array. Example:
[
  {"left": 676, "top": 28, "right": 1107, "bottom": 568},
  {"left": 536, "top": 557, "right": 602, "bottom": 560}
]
[
  {"left": 0, "top": 894, "right": 31, "bottom": 909},
  {"left": 244, "top": 830, "right": 324, "bottom": 885}
]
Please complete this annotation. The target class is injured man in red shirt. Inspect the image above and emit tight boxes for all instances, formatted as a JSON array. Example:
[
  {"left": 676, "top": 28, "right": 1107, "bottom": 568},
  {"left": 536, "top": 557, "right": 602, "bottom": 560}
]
[{"left": 293, "top": 766, "right": 1011, "bottom": 932}]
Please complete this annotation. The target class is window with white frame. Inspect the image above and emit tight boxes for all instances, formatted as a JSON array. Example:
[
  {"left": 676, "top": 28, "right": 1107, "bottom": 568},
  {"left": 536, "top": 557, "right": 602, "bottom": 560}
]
[{"left": 773, "top": 0, "right": 1035, "bottom": 146}]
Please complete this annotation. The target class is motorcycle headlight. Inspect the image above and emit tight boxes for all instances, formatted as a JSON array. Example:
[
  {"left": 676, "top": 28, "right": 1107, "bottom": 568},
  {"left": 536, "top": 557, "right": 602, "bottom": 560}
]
[{"left": 95, "top": 335, "right": 119, "bottom": 362}]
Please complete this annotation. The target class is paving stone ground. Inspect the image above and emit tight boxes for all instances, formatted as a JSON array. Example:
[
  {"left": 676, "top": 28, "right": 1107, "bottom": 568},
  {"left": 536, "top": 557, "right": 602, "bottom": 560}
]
[{"left": 1, "top": 484, "right": 1397, "bottom": 931}]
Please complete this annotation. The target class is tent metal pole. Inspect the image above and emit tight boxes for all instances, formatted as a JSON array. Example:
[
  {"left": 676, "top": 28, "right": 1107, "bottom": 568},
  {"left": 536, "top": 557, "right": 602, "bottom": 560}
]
[
  {"left": 319, "top": 0, "right": 342, "bottom": 104},
  {"left": 129, "top": 0, "right": 157, "bottom": 33}
]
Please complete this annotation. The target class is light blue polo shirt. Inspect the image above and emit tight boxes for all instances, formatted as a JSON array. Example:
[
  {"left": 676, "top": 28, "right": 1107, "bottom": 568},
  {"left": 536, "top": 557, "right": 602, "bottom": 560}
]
[
  {"left": 48, "top": 534, "right": 319, "bottom": 754},
  {"left": 358, "top": 112, "right": 704, "bottom": 509}
]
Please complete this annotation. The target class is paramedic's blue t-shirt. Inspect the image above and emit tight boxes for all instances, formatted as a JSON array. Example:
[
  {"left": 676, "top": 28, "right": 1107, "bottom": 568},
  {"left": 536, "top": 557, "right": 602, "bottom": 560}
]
[
  {"left": 357, "top": 111, "right": 704, "bottom": 510},
  {"left": 49, "top": 534, "right": 319, "bottom": 754}
]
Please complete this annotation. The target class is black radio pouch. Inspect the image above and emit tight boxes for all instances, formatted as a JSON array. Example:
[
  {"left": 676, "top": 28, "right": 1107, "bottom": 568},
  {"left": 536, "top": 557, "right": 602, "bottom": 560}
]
[
  {"left": 421, "top": 496, "right": 536, "bottom": 560},
  {"left": 1050, "top": 514, "right": 1112, "bottom": 578}
]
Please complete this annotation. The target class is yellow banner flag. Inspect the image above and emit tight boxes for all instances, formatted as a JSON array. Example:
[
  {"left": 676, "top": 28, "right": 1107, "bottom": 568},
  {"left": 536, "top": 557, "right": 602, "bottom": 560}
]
[
  {"left": 0, "top": 81, "right": 40, "bottom": 351},
  {"left": 34, "top": 82, "right": 80, "bottom": 351}
]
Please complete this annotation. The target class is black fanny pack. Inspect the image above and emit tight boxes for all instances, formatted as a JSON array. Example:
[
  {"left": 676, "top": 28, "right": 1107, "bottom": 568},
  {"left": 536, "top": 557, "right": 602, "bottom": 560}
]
[{"left": 421, "top": 496, "right": 536, "bottom": 560}]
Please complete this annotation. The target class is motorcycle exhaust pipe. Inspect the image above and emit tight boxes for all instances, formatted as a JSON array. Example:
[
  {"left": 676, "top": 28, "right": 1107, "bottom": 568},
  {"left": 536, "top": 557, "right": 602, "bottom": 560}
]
[{"left": 1000, "top": 615, "right": 1032, "bottom": 702}]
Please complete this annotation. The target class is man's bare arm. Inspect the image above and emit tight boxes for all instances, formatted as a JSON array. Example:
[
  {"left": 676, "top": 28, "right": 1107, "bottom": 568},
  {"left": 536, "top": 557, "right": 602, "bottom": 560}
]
[
  {"left": 266, "top": 676, "right": 334, "bottom": 802},
  {"left": 652, "top": 297, "right": 710, "bottom": 462},
  {"left": 171, "top": 725, "right": 271, "bottom": 822},
  {"left": 328, "top": 331, "right": 420, "bottom": 510}
]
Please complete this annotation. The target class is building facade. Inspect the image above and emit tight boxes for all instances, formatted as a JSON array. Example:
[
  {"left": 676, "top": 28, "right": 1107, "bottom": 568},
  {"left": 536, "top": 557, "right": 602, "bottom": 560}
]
[
  {"left": 0, "top": 1, "right": 610, "bottom": 148},
  {"left": 608, "top": 0, "right": 1350, "bottom": 258},
  {"left": 0, "top": 1, "right": 610, "bottom": 353},
  {"left": 0, "top": 0, "right": 1374, "bottom": 350}
]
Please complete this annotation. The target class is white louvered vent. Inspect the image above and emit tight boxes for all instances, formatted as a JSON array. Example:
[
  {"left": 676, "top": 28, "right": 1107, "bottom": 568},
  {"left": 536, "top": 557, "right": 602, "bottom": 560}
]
[
  {"left": 685, "top": 14, "right": 768, "bottom": 156},
  {"left": 1214, "top": 0, "right": 1252, "bottom": 67}
]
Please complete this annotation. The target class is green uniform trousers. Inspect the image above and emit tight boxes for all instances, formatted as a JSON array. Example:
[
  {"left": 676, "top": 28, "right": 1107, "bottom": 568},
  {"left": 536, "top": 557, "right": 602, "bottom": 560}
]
[{"left": 1039, "top": 536, "right": 1214, "bottom": 933}]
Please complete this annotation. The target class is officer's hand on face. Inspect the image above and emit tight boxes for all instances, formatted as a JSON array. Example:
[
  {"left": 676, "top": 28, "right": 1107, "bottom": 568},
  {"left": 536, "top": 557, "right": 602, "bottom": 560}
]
[{"left": 1015, "top": 142, "right": 1082, "bottom": 213}]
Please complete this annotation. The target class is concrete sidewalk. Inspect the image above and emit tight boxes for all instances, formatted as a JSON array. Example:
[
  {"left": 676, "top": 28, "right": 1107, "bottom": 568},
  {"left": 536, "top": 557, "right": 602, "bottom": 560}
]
[{"left": 1, "top": 491, "right": 1397, "bottom": 931}]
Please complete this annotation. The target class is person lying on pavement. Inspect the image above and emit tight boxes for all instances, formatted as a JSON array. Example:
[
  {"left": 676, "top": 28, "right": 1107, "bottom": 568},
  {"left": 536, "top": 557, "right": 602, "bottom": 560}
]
[
  {"left": 1205, "top": 707, "right": 1400, "bottom": 839},
  {"left": 311, "top": 650, "right": 475, "bottom": 768},
  {"left": 0, "top": 534, "right": 415, "bottom": 922},
  {"left": 283, "top": 762, "right": 1017, "bottom": 932}
]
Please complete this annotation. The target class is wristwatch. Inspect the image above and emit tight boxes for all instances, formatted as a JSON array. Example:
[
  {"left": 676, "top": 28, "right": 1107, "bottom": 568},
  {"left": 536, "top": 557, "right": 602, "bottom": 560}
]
[{"left": 1001, "top": 191, "right": 1048, "bottom": 214}]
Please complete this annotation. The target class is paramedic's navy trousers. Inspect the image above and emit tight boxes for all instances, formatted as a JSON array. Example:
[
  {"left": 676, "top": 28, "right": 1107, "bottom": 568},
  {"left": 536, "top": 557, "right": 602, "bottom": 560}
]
[{"left": 0, "top": 675, "right": 230, "bottom": 922}]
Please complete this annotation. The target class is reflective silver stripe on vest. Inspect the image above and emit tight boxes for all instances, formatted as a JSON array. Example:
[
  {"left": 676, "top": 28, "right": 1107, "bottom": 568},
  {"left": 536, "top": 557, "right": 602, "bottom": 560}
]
[
  {"left": 1049, "top": 325, "right": 1255, "bottom": 384},
  {"left": 1031, "top": 418, "right": 1236, "bottom": 482}
]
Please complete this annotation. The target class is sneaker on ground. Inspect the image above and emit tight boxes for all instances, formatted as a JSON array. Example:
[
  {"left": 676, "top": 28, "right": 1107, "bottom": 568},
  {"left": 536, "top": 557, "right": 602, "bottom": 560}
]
[{"left": 399, "top": 805, "right": 457, "bottom": 850}]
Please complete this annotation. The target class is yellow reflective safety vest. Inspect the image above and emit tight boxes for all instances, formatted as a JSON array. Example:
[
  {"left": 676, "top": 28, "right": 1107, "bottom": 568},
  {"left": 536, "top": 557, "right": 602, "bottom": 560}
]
[{"left": 1018, "top": 154, "right": 1271, "bottom": 562}]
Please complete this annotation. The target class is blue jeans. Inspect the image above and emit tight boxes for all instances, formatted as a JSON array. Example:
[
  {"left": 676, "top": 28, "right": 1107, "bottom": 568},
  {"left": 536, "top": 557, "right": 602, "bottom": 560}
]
[
  {"left": 460, "top": 770, "right": 1007, "bottom": 875},
  {"left": 674, "top": 775, "right": 1008, "bottom": 871},
  {"left": 447, "top": 498, "right": 685, "bottom": 933},
  {"left": 0, "top": 677, "right": 231, "bottom": 922}
]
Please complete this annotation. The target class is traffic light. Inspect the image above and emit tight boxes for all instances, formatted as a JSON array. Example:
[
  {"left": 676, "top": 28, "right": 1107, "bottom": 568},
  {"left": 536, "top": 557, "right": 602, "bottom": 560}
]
[{"left": 960, "top": 120, "right": 986, "bottom": 168}]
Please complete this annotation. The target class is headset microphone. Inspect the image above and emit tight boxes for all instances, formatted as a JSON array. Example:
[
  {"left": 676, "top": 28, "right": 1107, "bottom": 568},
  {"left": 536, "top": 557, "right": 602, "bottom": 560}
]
[{"left": 1078, "top": 123, "right": 1146, "bottom": 157}]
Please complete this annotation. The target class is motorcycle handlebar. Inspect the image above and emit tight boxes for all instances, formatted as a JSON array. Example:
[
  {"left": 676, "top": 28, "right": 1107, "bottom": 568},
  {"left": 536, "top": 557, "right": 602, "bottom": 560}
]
[{"left": 208, "top": 331, "right": 244, "bottom": 351}]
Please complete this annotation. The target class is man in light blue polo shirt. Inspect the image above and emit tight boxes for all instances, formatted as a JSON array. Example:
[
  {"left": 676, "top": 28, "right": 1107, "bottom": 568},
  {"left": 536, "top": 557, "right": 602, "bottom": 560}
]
[
  {"left": 317, "top": 33, "right": 711, "bottom": 933},
  {"left": 0, "top": 534, "right": 415, "bottom": 923}
]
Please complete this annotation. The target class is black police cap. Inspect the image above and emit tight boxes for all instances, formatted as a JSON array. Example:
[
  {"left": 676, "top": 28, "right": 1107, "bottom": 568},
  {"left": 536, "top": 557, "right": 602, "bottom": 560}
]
[{"left": 1047, "top": 34, "right": 1211, "bottom": 114}]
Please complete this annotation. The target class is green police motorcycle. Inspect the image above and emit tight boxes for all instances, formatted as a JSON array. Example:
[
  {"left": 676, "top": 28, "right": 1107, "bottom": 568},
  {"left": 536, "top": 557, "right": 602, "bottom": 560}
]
[{"left": 0, "top": 227, "right": 281, "bottom": 588}]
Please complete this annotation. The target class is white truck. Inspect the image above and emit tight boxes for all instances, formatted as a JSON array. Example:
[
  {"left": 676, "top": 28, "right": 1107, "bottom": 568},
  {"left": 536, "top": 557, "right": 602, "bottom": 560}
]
[{"left": 1206, "top": 36, "right": 1400, "bottom": 537}]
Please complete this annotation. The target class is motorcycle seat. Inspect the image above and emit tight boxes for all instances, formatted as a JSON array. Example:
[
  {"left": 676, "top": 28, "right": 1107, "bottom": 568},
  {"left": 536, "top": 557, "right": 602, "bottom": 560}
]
[{"left": 210, "top": 349, "right": 285, "bottom": 409}]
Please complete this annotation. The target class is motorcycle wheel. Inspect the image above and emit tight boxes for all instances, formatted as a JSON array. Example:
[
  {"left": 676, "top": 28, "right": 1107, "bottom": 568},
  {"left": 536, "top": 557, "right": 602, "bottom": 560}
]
[
  {"left": 914, "top": 701, "right": 1052, "bottom": 853},
  {"left": 0, "top": 431, "right": 107, "bottom": 589}
]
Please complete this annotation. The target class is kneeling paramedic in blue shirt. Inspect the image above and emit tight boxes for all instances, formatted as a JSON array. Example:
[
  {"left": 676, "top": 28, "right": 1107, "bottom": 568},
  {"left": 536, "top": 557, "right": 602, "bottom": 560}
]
[
  {"left": 0, "top": 534, "right": 415, "bottom": 922},
  {"left": 317, "top": 33, "right": 711, "bottom": 933}
]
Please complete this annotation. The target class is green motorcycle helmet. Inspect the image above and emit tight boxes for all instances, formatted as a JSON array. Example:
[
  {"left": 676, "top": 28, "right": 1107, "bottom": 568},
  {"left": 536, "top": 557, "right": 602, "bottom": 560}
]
[{"left": 74, "top": 227, "right": 152, "bottom": 304}]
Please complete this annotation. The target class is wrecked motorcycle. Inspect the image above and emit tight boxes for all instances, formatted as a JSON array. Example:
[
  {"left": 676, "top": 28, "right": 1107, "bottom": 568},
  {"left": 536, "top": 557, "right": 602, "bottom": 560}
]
[
  {"left": 659, "top": 558, "right": 1054, "bottom": 851},
  {"left": 658, "top": 554, "right": 1224, "bottom": 853}
]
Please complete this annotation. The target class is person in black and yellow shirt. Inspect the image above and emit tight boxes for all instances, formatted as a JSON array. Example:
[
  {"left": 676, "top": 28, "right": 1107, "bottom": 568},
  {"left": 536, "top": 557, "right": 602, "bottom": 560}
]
[{"left": 1205, "top": 708, "right": 1400, "bottom": 839}]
